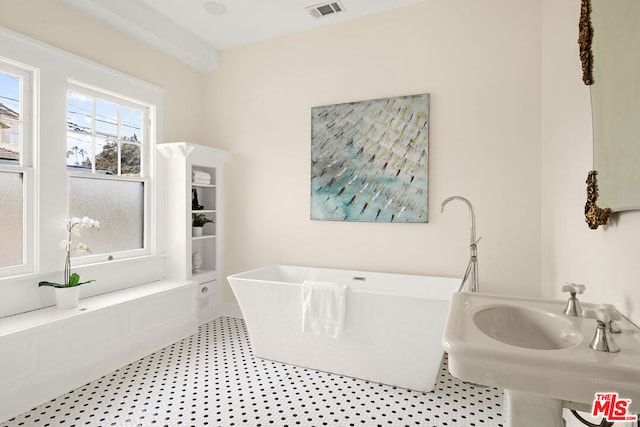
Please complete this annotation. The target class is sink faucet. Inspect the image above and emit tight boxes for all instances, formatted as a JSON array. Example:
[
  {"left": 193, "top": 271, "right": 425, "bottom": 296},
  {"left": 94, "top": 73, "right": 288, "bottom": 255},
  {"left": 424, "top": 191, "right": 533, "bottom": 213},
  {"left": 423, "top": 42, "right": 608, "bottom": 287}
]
[
  {"left": 583, "top": 305, "right": 621, "bottom": 353},
  {"left": 440, "top": 196, "right": 480, "bottom": 293},
  {"left": 561, "top": 283, "right": 585, "bottom": 316}
]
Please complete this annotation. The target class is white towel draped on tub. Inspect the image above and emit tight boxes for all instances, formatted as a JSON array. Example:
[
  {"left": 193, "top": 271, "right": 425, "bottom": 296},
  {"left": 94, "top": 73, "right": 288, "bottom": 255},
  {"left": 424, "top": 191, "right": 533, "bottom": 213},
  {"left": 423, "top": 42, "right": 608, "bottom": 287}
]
[{"left": 301, "top": 281, "right": 347, "bottom": 339}]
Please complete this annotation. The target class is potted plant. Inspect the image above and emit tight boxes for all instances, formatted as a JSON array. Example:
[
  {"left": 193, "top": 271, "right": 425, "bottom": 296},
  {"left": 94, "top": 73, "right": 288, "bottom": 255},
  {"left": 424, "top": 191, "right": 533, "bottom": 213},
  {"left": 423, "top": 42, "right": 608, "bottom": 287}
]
[
  {"left": 192, "top": 213, "right": 214, "bottom": 237},
  {"left": 39, "top": 216, "right": 100, "bottom": 309}
]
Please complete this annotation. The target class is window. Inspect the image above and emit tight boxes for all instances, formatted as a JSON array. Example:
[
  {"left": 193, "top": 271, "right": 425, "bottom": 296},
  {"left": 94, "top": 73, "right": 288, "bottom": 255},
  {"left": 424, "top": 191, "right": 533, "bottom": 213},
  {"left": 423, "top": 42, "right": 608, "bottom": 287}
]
[
  {"left": 0, "top": 29, "right": 165, "bottom": 296},
  {"left": 0, "top": 69, "right": 22, "bottom": 165},
  {"left": 66, "top": 88, "right": 143, "bottom": 175},
  {"left": 0, "top": 59, "right": 33, "bottom": 273},
  {"left": 66, "top": 83, "right": 150, "bottom": 260}
]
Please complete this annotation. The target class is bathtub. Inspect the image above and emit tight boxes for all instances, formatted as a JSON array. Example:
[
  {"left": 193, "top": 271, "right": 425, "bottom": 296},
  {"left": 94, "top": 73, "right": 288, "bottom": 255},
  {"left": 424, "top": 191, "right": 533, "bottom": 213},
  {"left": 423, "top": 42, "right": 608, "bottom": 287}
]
[{"left": 228, "top": 265, "right": 460, "bottom": 392}]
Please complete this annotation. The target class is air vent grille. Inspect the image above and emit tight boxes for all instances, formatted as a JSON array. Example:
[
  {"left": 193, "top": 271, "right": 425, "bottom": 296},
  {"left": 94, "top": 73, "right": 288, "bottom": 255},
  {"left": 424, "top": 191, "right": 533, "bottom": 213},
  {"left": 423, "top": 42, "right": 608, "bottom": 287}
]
[{"left": 306, "top": 1, "right": 345, "bottom": 18}]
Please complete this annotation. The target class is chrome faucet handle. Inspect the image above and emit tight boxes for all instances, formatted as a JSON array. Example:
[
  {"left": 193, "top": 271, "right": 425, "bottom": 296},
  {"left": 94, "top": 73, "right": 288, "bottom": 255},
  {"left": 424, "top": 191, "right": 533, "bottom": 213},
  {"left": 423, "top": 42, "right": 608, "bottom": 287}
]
[
  {"left": 583, "top": 306, "right": 620, "bottom": 323},
  {"left": 562, "top": 283, "right": 585, "bottom": 316},
  {"left": 600, "top": 303, "right": 622, "bottom": 333},
  {"left": 562, "top": 283, "right": 585, "bottom": 295},
  {"left": 583, "top": 305, "right": 621, "bottom": 353}
]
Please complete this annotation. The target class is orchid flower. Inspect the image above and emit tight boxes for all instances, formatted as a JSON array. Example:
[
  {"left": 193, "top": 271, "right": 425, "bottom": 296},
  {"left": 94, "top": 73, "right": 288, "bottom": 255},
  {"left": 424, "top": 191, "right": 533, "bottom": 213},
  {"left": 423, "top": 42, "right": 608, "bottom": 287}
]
[{"left": 39, "top": 216, "right": 100, "bottom": 289}]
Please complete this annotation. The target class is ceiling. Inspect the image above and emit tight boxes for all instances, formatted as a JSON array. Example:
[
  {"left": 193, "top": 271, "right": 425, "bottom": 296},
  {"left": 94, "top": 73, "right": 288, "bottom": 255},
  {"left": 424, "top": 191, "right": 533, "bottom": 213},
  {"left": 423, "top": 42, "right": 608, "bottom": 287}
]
[{"left": 59, "top": 0, "right": 425, "bottom": 72}]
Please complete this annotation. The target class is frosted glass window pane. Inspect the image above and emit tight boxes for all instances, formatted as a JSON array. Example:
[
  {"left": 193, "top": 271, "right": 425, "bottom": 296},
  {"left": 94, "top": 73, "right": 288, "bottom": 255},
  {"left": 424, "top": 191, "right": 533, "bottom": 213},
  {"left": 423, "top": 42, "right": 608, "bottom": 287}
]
[
  {"left": 69, "top": 177, "right": 143, "bottom": 257},
  {"left": 0, "top": 172, "right": 23, "bottom": 267}
]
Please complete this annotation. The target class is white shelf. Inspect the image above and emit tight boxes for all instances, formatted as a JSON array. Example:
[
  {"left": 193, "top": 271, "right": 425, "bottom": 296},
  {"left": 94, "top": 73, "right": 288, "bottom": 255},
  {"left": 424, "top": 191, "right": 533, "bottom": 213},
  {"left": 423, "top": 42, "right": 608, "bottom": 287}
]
[
  {"left": 192, "top": 270, "right": 216, "bottom": 283},
  {"left": 160, "top": 142, "right": 229, "bottom": 326},
  {"left": 192, "top": 234, "right": 215, "bottom": 241}
]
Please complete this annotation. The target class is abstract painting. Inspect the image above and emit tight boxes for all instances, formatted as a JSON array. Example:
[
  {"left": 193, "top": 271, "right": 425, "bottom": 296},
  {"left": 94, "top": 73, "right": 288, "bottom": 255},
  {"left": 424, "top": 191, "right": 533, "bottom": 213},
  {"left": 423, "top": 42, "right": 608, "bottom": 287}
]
[{"left": 311, "top": 94, "right": 429, "bottom": 222}]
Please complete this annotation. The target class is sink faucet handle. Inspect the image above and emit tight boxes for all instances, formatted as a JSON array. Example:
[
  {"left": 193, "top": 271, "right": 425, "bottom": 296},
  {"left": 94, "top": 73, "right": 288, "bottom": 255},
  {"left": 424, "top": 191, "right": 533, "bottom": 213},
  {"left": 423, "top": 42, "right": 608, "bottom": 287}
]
[
  {"left": 562, "top": 283, "right": 585, "bottom": 294},
  {"left": 598, "top": 304, "right": 622, "bottom": 321},
  {"left": 562, "top": 283, "right": 585, "bottom": 316},
  {"left": 600, "top": 304, "right": 623, "bottom": 333},
  {"left": 583, "top": 308, "right": 611, "bottom": 323},
  {"left": 583, "top": 305, "right": 620, "bottom": 324}
]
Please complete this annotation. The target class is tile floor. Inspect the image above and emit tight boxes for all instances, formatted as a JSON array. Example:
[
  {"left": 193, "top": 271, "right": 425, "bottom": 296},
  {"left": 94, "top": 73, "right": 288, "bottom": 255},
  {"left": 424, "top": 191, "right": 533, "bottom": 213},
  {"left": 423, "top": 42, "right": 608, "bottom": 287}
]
[{"left": 3, "top": 316, "right": 505, "bottom": 427}]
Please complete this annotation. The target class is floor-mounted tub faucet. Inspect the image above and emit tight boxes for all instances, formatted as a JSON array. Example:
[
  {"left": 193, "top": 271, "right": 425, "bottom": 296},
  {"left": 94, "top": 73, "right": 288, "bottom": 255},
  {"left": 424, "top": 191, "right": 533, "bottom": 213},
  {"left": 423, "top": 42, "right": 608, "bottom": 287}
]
[{"left": 440, "top": 196, "right": 480, "bottom": 293}]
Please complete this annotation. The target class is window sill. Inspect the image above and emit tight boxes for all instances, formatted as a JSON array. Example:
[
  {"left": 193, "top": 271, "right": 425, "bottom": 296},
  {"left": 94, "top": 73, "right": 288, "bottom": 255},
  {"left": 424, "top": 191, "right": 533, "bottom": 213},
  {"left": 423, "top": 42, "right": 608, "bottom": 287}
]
[
  {"left": 0, "top": 255, "right": 169, "bottom": 319},
  {"left": 0, "top": 278, "right": 195, "bottom": 334}
]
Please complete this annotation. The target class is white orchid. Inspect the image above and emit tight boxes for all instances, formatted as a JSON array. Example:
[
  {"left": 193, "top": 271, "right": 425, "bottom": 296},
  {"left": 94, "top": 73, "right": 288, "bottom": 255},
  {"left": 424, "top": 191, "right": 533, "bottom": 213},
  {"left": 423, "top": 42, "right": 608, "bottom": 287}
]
[
  {"left": 81, "top": 216, "right": 100, "bottom": 228},
  {"left": 40, "top": 216, "right": 100, "bottom": 288}
]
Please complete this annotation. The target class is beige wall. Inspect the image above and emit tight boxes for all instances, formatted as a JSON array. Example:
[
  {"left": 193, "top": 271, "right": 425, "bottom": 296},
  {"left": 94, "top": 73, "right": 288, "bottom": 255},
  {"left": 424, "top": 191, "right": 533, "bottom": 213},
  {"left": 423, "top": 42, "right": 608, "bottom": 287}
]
[
  {"left": 542, "top": 0, "right": 640, "bottom": 326},
  {"left": 205, "top": 0, "right": 543, "bottom": 300},
  {"left": 7, "top": 0, "right": 633, "bottom": 327},
  {"left": 0, "top": 0, "right": 206, "bottom": 143}
]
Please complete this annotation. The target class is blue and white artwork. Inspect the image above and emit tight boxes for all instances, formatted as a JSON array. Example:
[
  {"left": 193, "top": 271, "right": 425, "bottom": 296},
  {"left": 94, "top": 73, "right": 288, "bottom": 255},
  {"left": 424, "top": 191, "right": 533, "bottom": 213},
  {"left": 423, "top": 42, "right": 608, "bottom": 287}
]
[{"left": 311, "top": 94, "right": 429, "bottom": 223}]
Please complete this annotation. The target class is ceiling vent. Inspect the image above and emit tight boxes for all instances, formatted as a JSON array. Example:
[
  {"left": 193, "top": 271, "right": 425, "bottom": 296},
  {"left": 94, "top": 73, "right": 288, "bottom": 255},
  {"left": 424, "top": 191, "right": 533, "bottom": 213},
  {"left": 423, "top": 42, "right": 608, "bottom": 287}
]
[{"left": 306, "top": 1, "right": 345, "bottom": 18}]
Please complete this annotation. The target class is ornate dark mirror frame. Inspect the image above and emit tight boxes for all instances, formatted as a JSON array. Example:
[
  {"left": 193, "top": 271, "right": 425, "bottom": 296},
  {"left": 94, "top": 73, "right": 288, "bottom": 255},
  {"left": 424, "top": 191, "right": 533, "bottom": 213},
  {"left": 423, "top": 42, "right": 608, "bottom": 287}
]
[
  {"left": 578, "top": 0, "right": 594, "bottom": 85},
  {"left": 585, "top": 171, "right": 611, "bottom": 230},
  {"left": 579, "top": 0, "right": 610, "bottom": 229}
]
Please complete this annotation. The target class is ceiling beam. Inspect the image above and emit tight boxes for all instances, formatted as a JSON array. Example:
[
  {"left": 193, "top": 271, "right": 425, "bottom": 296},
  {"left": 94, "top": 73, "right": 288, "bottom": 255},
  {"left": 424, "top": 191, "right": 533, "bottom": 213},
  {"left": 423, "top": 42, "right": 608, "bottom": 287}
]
[{"left": 60, "top": 0, "right": 220, "bottom": 72}]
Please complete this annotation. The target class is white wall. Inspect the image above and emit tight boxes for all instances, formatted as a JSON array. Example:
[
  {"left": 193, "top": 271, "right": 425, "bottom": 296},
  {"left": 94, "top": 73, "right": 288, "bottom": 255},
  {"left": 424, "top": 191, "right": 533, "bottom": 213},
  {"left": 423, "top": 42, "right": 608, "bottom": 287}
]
[
  {"left": 205, "top": 0, "right": 543, "bottom": 301},
  {"left": 541, "top": 0, "right": 640, "bottom": 326}
]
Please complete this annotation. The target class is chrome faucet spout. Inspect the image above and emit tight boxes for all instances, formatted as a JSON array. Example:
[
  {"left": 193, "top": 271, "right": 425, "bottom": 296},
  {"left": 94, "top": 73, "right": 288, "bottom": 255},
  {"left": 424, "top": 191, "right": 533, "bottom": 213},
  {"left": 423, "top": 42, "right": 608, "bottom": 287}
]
[
  {"left": 441, "top": 196, "right": 480, "bottom": 293},
  {"left": 441, "top": 196, "right": 476, "bottom": 247}
]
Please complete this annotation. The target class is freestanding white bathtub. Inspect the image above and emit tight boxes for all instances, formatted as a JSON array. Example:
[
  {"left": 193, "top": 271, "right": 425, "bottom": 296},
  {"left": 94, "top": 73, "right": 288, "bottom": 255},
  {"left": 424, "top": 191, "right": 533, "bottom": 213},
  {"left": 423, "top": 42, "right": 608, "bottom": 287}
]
[{"left": 228, "top": 265, "right": 460, "bottom": 392}]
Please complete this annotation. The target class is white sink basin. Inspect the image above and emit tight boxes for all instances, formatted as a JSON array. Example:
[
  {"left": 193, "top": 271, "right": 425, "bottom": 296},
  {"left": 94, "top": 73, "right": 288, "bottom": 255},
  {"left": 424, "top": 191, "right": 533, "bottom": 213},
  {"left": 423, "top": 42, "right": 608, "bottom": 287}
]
[
  {"left": 442, "top": 292, "right": 640, "bottom": 424},
  {"left": 473, "top": 305, "right": 582, "bottom": 350}
]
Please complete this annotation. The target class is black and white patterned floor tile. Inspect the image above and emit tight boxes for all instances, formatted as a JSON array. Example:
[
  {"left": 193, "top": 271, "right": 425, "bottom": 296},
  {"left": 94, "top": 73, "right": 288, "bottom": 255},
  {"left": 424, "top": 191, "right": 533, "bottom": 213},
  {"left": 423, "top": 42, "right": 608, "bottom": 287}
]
[{"left": 3, "top": 317, "right": 504, "bottom": 426}]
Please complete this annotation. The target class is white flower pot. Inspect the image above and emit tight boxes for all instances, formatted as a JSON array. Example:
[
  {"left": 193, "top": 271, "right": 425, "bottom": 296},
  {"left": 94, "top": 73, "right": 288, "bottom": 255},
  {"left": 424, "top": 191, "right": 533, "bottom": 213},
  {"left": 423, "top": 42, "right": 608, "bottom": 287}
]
[
  {"left": 54, "top": 286, "right": 80, "bottom": 309},
  {"left": 192, "top": 226, "right": 203, "bottom": 237}
]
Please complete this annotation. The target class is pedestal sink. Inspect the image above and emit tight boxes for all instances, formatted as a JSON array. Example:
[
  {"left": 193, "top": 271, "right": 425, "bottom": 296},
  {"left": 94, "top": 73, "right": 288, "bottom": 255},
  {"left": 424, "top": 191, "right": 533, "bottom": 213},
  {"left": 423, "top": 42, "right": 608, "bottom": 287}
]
[
  {"left": 442, "top": 292, "right": 640, "bottom": 427},
  {"left": 473, "top": 305, "right": 582, "bottom": 350}
]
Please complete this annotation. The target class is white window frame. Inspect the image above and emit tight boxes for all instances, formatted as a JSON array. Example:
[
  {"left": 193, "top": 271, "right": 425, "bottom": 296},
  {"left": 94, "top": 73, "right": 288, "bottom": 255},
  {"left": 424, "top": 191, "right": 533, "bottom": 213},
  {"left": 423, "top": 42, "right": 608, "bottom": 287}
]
[
  {"left": 0, "top": 27, "right": 166, "bottom": 304},
  {"left": 0, "top": 57, "right": 37, "bottom": 277},
  {"left": 66, "top": 81, "right": 153, "bottom": 264}
]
